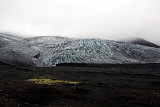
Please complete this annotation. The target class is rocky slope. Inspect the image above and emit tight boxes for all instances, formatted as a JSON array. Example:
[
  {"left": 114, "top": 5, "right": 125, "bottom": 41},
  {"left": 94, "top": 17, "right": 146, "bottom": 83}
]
[
  {"left": 0, "top": 33, "right": 160, "bottom": 67},
  {"left": 123, "top": 37, "right": 160, "bottom": 48}
]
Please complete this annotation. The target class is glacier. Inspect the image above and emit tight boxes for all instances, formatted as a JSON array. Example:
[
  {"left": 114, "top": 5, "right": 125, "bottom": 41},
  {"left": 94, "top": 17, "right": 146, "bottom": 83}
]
[{"left": 0, "top": 33, "right": 160, "bottom": 67}]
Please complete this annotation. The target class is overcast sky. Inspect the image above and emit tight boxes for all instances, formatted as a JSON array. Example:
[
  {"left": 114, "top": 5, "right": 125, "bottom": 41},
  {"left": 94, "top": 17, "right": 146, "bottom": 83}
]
[{"left": 0, "top": 0, "right": 160, "bottom": 43}]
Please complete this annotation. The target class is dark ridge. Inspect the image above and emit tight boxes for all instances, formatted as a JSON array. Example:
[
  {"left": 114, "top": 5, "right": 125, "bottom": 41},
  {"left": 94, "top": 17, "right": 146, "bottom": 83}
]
[
  {"left": 0, "top": 60, "right": 35, "bottom": 67},
  {"left": 127, "top": 38, "right": 160, "bottom": 48},
  {"left": 56, "top": 63, "right": 160, "bottom": 68},
  {"left": 0, "top": 61, "right": 11, "bottom": 65}
]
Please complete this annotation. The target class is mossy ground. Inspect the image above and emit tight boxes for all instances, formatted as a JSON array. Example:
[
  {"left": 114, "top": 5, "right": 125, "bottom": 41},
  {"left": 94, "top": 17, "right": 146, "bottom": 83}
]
[{"left": 27, "top": 78, "right": 80, "bottom": 85}]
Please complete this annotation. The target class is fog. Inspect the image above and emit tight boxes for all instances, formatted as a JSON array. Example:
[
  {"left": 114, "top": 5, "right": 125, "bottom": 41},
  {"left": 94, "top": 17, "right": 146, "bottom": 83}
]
[{"left": 0, "top": 0, "right": 160, "bottom": 44}]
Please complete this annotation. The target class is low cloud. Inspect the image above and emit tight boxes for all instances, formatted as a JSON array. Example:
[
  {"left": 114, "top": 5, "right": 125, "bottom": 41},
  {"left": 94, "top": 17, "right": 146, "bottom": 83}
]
[{"left": 0, "top": 0, "right": 160, "bottom": 44}]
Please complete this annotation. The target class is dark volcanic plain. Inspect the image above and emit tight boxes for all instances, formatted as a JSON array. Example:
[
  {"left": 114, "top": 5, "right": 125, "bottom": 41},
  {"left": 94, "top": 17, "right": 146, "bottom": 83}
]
[{"left": 0, "top": 64, "right": 160, "bottom": 107}]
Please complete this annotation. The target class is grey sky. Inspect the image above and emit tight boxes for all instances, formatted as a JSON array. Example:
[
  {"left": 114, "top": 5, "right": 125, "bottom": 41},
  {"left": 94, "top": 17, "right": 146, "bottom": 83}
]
[{"left": 0, "top": 0, "right": 160, "bottom": 44}]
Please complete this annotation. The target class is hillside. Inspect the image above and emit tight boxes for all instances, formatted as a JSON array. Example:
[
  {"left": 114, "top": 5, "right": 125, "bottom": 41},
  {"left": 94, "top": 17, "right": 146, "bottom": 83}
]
[
  {"left": 124, "top": 37, "right": 160, "bottom": 48},
  {"left": 1, "top": 33, "right": 160, "bottom": 67}
]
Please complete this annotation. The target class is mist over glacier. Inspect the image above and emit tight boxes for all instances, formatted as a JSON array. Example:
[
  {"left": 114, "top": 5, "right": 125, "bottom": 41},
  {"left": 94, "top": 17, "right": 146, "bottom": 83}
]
[{"left": 0, "top": 0, "right": 160, "bottom": 44}]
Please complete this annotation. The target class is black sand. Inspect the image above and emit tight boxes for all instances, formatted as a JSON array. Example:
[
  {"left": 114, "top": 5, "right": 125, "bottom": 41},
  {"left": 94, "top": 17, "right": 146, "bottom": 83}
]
[{"left": 0, "top": 64, "right": 160, "bottom": 107}]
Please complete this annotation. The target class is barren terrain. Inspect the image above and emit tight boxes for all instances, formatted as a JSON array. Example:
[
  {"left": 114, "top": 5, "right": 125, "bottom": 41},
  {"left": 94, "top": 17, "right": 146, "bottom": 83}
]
[{"left": 0, "top": 64, "right": 160, "bottom": 107}]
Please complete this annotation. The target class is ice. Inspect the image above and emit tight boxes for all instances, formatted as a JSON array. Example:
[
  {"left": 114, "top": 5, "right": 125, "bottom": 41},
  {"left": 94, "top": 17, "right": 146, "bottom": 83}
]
[{"left": 1, "top": 33, "right": 160, "bottom": 67}]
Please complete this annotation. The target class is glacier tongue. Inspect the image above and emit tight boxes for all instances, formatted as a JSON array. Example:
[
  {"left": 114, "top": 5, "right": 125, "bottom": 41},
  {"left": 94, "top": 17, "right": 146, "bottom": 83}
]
[
  {"left": 29, "top": 37, "right": 160, "bottom": 67},
  {"left": 1, "top": 33, "right": 160, "bottom": 67}
]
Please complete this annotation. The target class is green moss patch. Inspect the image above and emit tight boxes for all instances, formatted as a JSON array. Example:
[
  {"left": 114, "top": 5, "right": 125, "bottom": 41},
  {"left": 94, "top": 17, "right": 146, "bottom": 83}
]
[{"left": 26, "top": 78, "right": 80, "bottom": 85}]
